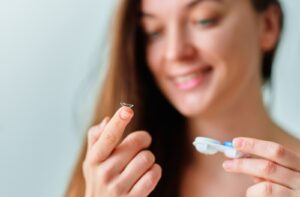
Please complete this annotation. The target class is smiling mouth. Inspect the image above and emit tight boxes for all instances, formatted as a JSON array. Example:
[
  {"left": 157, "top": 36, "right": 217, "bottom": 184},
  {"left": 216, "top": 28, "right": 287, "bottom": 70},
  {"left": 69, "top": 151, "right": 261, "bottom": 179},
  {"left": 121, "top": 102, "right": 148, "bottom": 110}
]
[{"left": 173, "top": 66, "right": 213, "bottom": 90}]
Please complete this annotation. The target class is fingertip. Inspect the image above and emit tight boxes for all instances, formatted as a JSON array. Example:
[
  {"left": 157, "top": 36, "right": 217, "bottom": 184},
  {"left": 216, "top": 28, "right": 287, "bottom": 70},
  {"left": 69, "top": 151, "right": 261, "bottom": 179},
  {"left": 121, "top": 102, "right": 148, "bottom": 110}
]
[
  {"left": 222, "top": 160, "right": 234, "bottom": 171},
  {"left": 88, "top": 126, "right": 98, "bottom": 138},
  {"left": 233, "top": 137, "right": 244, "bottom": 149},
  {"left": 139, "top": 131, "right": 152, "bottom": 146},
  {"left": 97, "top": 117, "right": 109, "bottom": 129},
  {"left": 101, "top": 116, "right": 110, "bottom": 126},
  {"left": 91, "top": 117, "right": 110, "bottom": 142},
  {"left": 87, "top": 126, "right": 99, "bottom": 150},
  {"left": 119, "top": 106, "right": 134, "bottom": 120},
  {"left": 156, "top": 164, "right": 162, "bottom": 175},
  {"left": 153, "top": 163, "right": 162, "bottom": 177}
]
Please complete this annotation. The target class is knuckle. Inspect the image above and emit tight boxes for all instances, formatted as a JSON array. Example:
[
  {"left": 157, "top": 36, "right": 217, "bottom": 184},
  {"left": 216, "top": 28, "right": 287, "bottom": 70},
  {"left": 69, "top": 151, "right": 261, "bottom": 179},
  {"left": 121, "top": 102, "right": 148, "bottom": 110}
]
[
  {"left": 88, "top": 126, "right": 97, "bottom": 138},
  {"left": 261, "top": 161, "right": 277, "bottom": 175},
  {"left": 262, "top": 182, "right": 273, "bottom": 196},
  {"left": 244, "top": 139, "right": 255, "bottom": 150},
  {"left": 82, "top": 160, "right": 90, "bottom": 173},
  {"left": 104, "top": 132, "right": 118, "bottom": 145},
  {"left": 90, "top": 150, "right": 103, "bottom": 163},
  {"left": 109, "top": 181, "right": 126, "bottom": 195},
  {"left": 107, "top": 184, "right": 119, "bottom": 196},
  {"left": 96, "top": 167, "right": 111, "bottom": 184},
  {"left": 271, "top": 144, "right": 285, "bottom": 158},
  {"left": 247, "top": 182, "right": 274, "bottom": 196}
]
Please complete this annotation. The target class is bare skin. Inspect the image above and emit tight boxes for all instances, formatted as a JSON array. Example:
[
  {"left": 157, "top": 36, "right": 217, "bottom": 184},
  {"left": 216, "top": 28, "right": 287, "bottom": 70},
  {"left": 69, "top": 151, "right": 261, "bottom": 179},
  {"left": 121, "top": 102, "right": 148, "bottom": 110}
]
[
  {"left": 140, "top": 0, "right": 300, "bottom": 196},
  {"left": 82, "top": 0, "right": 300, "bottom": 196},
  {"left": 181, "top": 126, "right": 300, "bottom": 197},
  {"left": 83, "top": 107, "right": 161, "bottom": 197},
  {"left": 83, "top": 108, "right": 300, "bottom": 197}
]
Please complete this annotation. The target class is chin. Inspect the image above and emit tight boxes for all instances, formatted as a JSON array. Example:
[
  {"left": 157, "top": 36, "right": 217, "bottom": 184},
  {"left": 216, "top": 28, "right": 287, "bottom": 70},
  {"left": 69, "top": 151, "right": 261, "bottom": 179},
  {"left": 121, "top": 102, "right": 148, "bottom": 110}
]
[
  {"left": 177, "top": 103, "right": 211, "bottom": 118},
  {"left": 158, "top": 68, "right": 220, "bottom": 118},
  {"left": 168, "top": 92, "right": 214, "bottom": 118}
]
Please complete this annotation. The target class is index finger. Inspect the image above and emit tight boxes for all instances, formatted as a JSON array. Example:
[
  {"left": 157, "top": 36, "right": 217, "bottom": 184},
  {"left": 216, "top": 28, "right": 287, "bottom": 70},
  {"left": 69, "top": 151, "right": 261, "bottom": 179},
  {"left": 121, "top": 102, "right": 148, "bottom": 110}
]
[
  {"left": 89, "top": 106, "right": 134, "bottom": 163},
  {"left": 233, "top": 137, "right": 300, "bottom": 172}
]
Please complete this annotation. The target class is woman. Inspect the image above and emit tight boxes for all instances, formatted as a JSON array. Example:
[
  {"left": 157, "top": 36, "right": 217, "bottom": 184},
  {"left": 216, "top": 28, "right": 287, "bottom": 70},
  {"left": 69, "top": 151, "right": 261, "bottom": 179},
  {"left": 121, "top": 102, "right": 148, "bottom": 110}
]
[{"left": 67, "top": 0, "right": 300, "bottom": 196}]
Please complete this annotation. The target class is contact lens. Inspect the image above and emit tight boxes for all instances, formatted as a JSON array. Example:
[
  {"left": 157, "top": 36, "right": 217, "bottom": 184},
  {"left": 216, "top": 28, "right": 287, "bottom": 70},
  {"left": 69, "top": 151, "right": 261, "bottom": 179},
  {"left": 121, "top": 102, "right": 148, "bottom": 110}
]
[{"left": 120, "top": 102, "right": 134, "bottom": 108}]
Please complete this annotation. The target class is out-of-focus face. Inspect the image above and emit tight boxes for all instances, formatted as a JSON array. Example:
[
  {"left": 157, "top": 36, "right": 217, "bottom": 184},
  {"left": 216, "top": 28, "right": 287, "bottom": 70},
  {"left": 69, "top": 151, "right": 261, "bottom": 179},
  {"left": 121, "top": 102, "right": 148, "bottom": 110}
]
[{"left": 140, "top": 0, "right": 276, "bottom": 117}]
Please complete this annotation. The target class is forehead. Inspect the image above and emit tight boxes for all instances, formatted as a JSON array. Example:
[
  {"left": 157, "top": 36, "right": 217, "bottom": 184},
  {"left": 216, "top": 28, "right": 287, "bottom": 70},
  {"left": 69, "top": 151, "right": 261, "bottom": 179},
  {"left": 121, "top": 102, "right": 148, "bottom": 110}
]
[{"left": 141, "top": 0, "right": 225, "bottom": 14}]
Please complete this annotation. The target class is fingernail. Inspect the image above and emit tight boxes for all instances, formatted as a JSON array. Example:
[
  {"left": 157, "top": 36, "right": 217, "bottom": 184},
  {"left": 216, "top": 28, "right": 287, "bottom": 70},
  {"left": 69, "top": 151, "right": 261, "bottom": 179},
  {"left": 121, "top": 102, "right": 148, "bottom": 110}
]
[
  {"left": 222, "top": 160, "right": 233, "bottom": 170},
  {"left": 119, "top": 107, "right": 132, "bottom": 120},
  {"left": 233, "top": 138, "right": 243, "bottom": 149}
]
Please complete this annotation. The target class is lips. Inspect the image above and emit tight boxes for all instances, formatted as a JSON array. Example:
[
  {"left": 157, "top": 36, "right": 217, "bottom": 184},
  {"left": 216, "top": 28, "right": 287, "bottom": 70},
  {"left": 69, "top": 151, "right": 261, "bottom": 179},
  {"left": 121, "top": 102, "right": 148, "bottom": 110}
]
[
  {"left": 175, "top": 73, "right": 199, "bottom": 83},
  {"left": 172, "top": 66, "right": 213, "bottom": 90}
]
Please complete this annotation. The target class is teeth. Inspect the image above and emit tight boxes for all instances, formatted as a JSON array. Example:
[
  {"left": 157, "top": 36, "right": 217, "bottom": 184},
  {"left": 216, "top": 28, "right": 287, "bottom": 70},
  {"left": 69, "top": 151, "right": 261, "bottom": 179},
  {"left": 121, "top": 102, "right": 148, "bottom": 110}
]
[{"left": 175, "top": 73, "right": 197, "bottom": 83}]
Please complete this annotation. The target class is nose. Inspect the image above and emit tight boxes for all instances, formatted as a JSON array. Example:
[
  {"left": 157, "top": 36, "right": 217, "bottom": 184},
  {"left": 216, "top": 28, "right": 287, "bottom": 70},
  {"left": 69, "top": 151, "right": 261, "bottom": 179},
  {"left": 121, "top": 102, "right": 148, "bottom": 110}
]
[{"left": 165, "top": 25, "right": 196, "bottom": 63}]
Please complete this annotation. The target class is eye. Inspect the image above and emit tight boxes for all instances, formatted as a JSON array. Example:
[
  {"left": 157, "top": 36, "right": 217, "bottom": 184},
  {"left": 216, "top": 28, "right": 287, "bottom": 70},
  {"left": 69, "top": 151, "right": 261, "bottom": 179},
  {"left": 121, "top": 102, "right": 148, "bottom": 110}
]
[
  {"left": 145, "top": 31, "right": 162, "bottom": 42},
  {"left": 195, "top": 18, "right": 217, "bottom": 28}
]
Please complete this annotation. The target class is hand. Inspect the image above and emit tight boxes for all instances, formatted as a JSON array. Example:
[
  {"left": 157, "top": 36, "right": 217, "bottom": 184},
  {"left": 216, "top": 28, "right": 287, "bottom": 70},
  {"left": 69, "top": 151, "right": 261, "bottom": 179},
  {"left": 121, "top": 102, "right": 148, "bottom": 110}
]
[
  {"left": 83, "top": 106, "right": 162, "bottom": 197},
  {"left": 222, "top": 137, "right": 300, "bottom": 197}
]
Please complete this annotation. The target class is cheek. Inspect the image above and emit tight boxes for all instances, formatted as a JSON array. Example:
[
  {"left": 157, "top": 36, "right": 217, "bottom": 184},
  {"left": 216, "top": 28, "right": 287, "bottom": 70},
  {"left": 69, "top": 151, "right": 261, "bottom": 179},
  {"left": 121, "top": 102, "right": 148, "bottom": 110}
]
[
  {"left": 146, "top": 42, "right": 165, "bottom": 81},
  {"left": 191, "top": 17, "right": 261, "bottom": 84}
]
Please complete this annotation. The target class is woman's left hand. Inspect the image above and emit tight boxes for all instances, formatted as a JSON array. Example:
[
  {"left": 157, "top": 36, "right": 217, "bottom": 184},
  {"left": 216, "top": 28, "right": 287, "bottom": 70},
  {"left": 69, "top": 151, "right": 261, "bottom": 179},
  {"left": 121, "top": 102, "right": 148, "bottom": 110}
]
[{"left": 222, "top": 137, "right": 300, "bottom": 197}]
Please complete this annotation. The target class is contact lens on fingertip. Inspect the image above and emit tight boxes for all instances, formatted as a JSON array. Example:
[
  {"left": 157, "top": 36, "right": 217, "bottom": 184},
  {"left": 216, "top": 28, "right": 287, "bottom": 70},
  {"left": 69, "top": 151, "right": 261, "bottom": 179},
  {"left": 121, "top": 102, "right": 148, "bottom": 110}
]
[{"left": 120, "top": 102, "right": 134, "bottom": 108}]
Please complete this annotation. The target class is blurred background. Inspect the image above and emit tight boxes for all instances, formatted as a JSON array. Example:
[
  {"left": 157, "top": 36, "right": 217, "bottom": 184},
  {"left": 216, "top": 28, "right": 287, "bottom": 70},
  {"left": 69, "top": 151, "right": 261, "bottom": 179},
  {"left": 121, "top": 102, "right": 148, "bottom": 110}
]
[{"left": 0, "top": 0, "right": 299, "bottom": 196}]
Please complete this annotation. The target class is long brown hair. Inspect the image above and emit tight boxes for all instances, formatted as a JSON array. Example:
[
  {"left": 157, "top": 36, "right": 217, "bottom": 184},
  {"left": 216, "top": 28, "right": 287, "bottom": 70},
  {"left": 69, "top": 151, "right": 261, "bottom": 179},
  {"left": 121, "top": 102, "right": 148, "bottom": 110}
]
[{"left": 66, "top": 0, "right": 283, "bottom": 196}]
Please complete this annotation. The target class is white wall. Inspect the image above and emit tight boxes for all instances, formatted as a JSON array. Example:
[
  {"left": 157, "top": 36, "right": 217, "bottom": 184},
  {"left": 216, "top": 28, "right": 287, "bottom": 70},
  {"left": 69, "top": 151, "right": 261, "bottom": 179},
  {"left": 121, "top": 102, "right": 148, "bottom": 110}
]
[
  {"left": 272, "top": 0, "right": 300, "bottom": 138},
  {"left": 0, "top": 0, "right": 299, "bottom": 196},
  {"left": 0, "top": 0, "right": 116, "bottom": 196}
]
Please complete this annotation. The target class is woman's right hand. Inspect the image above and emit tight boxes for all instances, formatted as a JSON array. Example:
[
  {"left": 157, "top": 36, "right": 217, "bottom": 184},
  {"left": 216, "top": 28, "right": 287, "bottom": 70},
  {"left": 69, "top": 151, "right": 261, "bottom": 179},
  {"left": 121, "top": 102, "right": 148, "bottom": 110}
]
[{"left": 83, "top": 106, "right": 162, "bottom": 197}]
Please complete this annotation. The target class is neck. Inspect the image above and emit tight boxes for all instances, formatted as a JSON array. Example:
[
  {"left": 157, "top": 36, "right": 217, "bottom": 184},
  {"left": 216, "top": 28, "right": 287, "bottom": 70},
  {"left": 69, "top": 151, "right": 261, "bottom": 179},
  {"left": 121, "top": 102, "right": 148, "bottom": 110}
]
[
  {"left": 187, "top": 82, "right": 278, "bottom": 144},
  {"left": 185, "top": 81, "right": 282, "bottom": 172}
]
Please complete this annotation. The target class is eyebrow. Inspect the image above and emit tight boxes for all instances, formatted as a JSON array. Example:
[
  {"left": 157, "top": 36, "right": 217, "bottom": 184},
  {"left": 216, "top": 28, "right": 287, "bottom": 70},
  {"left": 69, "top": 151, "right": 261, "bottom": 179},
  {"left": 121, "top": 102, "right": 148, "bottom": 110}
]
[
  {"left": 140, "top": 0, "right": 222, "bottom": 19},
  {"left": 186, "top": 0, "right": 222, "bottom": 9}
]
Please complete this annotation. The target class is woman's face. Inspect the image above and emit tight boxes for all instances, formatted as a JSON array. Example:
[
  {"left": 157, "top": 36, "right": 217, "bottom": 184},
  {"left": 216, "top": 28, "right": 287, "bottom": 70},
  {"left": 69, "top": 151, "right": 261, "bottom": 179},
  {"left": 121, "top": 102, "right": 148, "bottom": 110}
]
[{"left": 140, "top": 0, "right": 277, "bottom": 117}]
